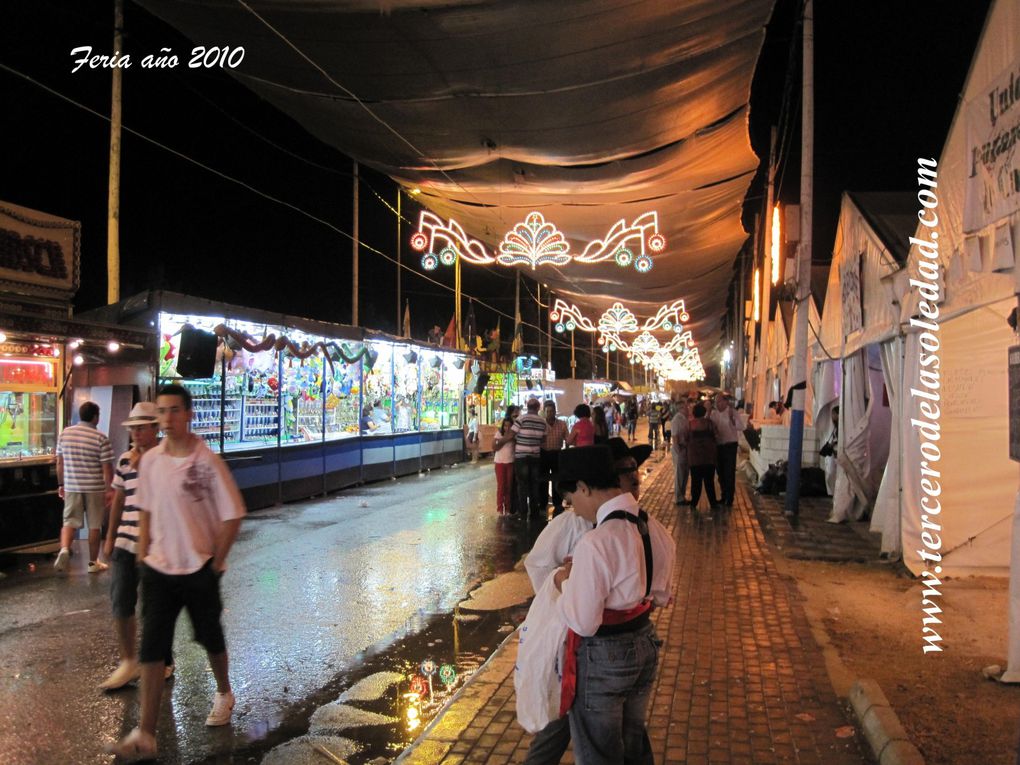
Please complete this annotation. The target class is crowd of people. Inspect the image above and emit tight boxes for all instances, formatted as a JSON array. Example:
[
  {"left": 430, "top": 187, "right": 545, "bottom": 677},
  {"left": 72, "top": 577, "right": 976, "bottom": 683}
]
[{"left": 486, "top": 392, "right": 748, "bottom": 521}]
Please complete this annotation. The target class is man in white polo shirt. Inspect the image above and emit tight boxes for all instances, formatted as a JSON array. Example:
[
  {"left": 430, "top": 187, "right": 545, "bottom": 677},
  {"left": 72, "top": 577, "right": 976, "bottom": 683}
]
[
  {"left": 55, "top": 401, "right": 115, "bottom": 574},
  {"left": 106, "top": 384, "right": 246, "bottom": 761},
  {"left": 709, "top": 393, "right": 742, "bottom": 507}
]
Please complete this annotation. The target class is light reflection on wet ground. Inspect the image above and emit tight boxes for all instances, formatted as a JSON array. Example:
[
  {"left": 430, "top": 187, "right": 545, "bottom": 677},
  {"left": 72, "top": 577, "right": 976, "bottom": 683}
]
[{"left": 0, "top": 462, "right": 544, "bottom": 764}]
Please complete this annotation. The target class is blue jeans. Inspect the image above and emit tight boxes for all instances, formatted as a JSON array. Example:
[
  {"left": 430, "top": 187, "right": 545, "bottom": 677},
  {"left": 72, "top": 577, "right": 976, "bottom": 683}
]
[
  {"left": 568, "top": 622, "right": 660, "bottom": 765},
  {"left": 523, "top": 714, "right": 571, "bottom": 765}
]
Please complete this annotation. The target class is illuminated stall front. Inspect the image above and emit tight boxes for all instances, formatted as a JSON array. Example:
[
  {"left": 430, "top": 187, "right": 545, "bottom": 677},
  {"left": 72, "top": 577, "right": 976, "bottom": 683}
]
[{"left": 81, "top": 292, "right": 469, "bottom": 511}]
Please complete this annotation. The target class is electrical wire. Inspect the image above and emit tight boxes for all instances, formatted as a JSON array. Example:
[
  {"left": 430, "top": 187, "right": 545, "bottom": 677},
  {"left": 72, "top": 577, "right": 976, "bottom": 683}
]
[{"left": 0, "top": 61, "right": 538, "bottom": 335}]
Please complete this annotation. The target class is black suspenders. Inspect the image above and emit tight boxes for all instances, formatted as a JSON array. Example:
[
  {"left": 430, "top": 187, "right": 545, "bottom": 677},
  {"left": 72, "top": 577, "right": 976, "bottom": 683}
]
[{"left": 599, "top": 509, "right": 653, "bottom": 598}]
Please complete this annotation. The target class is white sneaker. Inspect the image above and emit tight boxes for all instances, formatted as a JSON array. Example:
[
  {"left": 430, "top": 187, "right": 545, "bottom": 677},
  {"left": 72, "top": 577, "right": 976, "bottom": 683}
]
[
  {"left": 205, "top": 690, "right": 235, "bottom": 726},
  {"left": 53, "top": 548, "right": 70, "bottom": 573},
  {"left": 87, "top": 560, "right": 109, "bottom": 573},
  {"left": 99, "top": 659, "right": 140, "bottom": 691},
  {"left": 104, "top": 727, "right": 157, "bottom": 761}
]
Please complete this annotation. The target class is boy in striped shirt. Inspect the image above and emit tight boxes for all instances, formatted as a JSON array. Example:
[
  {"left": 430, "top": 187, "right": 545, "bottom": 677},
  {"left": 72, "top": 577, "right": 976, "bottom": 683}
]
[{"left": 100, "top": 402, "right": 174, "bottom": 691}]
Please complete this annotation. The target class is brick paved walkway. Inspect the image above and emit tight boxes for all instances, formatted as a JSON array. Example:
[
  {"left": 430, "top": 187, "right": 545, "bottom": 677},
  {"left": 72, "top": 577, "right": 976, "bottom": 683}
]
[{"left": 398, "top": 452, "right": 872, "bottom": 765}]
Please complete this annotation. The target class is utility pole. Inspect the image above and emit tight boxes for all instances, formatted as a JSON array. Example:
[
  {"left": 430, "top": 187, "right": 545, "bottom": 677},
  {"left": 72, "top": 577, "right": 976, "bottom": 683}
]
[
  {"left": 396, "top": 188, "right": 401, "bottom": 334},
  {"left": 735, "top": 244, "right": 747, "bottom": 400},
  {"left": 785, "top": 0, "right": 814, "bottom": 519},
  {"left": 106, "top": 0, "right": 123, "bottom": 305},
  {"left": 745, "top": 215, "right": 761, "bottom": 401},
  {"left": 352, "top": 161, "right": 359, "bottom": 326}
]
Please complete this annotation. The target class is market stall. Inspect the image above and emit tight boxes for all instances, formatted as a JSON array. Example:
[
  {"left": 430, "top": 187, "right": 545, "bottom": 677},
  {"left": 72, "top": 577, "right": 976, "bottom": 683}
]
[{"left": 82, "top": 291, "right": 469, "bottom": 509}]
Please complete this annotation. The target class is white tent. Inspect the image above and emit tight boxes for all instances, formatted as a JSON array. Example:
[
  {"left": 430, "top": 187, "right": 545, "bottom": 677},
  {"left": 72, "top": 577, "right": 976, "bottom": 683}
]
[
  {"left": 813, "top": 192, "right": 915, "bottom": 539},
  {"left": 895, "top": 0, "right": 1019, "bottom": 580}
]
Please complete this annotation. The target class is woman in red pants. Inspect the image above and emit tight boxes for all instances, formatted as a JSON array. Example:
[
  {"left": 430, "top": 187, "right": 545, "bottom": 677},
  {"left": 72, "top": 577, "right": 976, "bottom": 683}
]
[{"left": 493, "top": 405, "right": 519, "bottom": 514}]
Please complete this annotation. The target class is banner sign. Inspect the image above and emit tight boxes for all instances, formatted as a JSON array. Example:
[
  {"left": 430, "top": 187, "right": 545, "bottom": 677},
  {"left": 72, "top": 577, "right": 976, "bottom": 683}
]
[
  {"left": 0, "top": 201, "right": 80, "bottom": 297},
  {"left": 964, "top": 55, "right": 1020, "bottom": 233}
]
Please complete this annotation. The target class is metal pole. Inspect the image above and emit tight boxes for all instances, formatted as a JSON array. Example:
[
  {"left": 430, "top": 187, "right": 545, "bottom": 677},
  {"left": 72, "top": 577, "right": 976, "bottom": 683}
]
[
  {"left": 785, "top": 0, "right": 813, "bottom": 519},
  {"left": 745, "top": 219, "right": 760, "bottom": 401},
  {"left": 736, "top": 247, "right": 747, "bottom": 400},
  {"left": 396, "top": 190, "right": 402, "bottom": 334},
  {"left": 455, "top": 256, "right": 462, "bottom": 350},
  {"left": 352, "top": 161, "right": 359, "bottom": 326},
  {"left": 106, "top": 0, "right": 123, "bottom": 305},
  {"left": 570, "top": 331, "right": 576, "bottom": 378}
]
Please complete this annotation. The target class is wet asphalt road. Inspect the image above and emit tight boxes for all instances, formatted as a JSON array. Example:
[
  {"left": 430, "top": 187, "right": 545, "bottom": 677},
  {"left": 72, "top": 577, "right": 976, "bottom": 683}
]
[{"left": 0, "top": 461, "right": 539, "bottom": 764}]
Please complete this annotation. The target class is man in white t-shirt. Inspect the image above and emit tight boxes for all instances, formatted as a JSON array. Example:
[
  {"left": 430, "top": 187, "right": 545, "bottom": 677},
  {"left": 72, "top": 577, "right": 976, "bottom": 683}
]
[{"left": 107, "top": 384, "right": 246, "bottom": 761}]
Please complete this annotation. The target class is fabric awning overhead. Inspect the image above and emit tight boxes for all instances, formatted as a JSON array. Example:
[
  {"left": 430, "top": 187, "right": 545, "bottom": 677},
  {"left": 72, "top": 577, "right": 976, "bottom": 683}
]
[{"left": 137, "top": 0, "right": 775, "bottom": 354}]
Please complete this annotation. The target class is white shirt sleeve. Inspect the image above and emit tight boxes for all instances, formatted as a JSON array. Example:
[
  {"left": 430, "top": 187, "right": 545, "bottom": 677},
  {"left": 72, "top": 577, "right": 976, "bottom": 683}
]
[{"left": 525, "top": 513, "right": 588, "bottom": 592}]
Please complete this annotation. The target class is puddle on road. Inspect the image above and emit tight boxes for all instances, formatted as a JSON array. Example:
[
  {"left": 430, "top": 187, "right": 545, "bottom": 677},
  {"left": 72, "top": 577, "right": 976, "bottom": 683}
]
[{"left": 201, "top": 602, "right": 531, "bottom": 764}]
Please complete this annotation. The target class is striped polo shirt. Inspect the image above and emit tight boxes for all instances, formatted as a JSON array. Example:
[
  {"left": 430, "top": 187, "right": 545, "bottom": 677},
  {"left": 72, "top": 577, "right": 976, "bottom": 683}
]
[
  {"left": 512, "top": 413, "right": 547, "bottom": 459},
  {"left": 56, "top": 423, "right": 114, "bottom": 492},
  {"left": 112, "top": 449, "right": 142, "bottom": 553}
]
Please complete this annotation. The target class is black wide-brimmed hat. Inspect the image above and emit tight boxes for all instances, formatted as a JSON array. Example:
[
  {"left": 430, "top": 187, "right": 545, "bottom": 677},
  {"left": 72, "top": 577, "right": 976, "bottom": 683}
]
[
  {"left": 606, "top": 437, "right": 653, "bottom": 468},
  {"left": 557, "top": 445, "right": 616, "bottom": 487}
]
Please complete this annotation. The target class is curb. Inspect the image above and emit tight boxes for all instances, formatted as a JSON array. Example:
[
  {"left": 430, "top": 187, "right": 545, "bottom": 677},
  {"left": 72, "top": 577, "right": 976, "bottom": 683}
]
[
  {"left": 393, "top": 626, "right": 520, "bottom": 764},
  {"left": 849, "top": 679, "right": 925, "bottom": 765}
]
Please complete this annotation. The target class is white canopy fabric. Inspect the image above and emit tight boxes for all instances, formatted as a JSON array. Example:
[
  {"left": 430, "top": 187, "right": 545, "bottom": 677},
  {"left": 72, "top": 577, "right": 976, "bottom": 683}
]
[{"left": 135, "top": 0, "right": 776, "bottom": 354}]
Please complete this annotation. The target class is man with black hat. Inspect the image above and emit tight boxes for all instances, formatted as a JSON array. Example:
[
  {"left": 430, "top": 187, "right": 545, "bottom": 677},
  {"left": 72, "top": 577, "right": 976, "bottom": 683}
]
[
  {"left": 553, "top": 445, "right": 676, "bottom": 765},
  {"left": 518, "top": 438, "right": 656, "bottom": 765}
]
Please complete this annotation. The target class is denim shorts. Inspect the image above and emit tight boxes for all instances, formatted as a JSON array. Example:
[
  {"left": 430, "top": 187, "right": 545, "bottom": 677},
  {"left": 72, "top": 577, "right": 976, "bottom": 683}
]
[{"left": 139, "top": 560, "right": 225, "bottom": 663}]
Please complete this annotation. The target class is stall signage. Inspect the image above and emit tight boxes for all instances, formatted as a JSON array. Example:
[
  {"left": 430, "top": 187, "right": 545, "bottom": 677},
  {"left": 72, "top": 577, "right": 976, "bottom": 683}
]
[
  {"left": 0, "top": 342, "right": 57, "bottom": 357},
  {"left": 0, "top": 201, "right": 80, "bottom": 297}
]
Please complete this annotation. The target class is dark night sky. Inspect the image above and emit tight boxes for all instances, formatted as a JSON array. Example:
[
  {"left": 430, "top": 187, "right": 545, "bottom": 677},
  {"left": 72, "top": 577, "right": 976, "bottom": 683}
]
[{"left": 0, "top": 0, "right": 993, "bottom": 380}]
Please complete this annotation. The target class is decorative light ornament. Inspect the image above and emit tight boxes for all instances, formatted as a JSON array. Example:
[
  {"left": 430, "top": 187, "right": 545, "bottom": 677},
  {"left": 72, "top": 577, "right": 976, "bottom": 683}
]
[
  {"left": 771, "top": 205, "right": 782, "bottom": 285},
  {"left": 597, "top": 303, "right": 639, "bottom": 336},
  {"left": 614, "top": 248, "right": 633, "bottom": 267},
  {"left": 497, "top": 212, "right": 572, "bottom": 269},
  {"left": 577, "top": 211, "right": 666, "bottom": 271},
  {"left": 439, "top": 664, "right": 457, "bottom": 687},
  {"left": 107, "top": 341, "right": 121, "bottom": 352},
  {"left": 439, "top": 247, "right": 457, "bottom": 266},
  {"left": 411, "top": 212, "right": 495, "bottom": 265},
  {"left": 550, "top": 299, "right": 596, "bottom": 333},
  {"left": 421, "top": 253, "right": 439, "bottom": 270}
]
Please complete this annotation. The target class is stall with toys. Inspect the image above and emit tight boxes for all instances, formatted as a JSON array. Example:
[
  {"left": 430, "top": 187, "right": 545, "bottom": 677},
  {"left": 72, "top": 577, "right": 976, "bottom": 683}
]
[{"left": 83, "top": 292, "right": 469, "bottom": 510}]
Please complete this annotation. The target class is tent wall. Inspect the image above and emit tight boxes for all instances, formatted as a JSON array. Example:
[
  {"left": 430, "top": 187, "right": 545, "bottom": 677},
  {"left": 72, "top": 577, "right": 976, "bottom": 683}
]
[{"left": 901, "top": 298, "right": 1016, "bottom": 577}]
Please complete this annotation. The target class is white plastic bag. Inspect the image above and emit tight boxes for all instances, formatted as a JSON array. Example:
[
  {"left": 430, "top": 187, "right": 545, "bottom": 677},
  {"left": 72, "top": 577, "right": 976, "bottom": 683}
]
[{"left": 514, "top": 570, "right": 568, "bottom": 733}]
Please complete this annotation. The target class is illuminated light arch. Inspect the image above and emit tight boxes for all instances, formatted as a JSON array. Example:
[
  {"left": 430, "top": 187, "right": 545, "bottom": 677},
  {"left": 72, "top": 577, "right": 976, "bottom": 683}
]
[
  {"left": 549, "top": 298, "right": 596, "bottom": 333},
  {"left": 640, "top": 299, "right": 690, "bottom": 333},
  {"left": 497, "top": 212, "right": 572, "bottom": 269},
  {"left": 576, "top": 211, "right": 666, "bottom": 271},
  {"left": 410, "top": 210, "right": 665, "bottom": 271}
]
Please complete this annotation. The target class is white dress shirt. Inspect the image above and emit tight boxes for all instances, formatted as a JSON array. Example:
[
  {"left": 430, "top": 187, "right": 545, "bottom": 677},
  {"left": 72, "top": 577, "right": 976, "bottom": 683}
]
[
  {"left": 559, "top": 492, "right": 676, "bottom": 637},
  {"left": 524, "top": 511, "right": 592, "bottom": 593}
]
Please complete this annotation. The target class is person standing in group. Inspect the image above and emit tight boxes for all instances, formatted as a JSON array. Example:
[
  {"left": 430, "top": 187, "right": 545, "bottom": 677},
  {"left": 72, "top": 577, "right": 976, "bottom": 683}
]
[
  {"left": 688, "top": 403, "right": 720, "bottom": 512},
  {"left": 626, "top": 400, "right": 638, "bottom": 441},
  {"left": 465, "top": 405, "right": 480, "bottom": 464},
  {"left": 670, "top": 399, "right": 691, "bottom": 505},
  {"left": 54, "top": 401, "right": 115, "bottom": 574},
  {"left": 513, "top": 398, "right": 549, "bottom": 521},
  {"left": 106, "top": 384, "right": 246, "bottom": 761},
  {"left": 99, "top": 402, "right": 175, "bottom": 691},
  {"left": 492, "top": 405, "right": 518, "bottom": 515},
  {"left": 553, "top": 445, "right": 676, "bottom": 765},
  {"left": 646, "top": 401, "right": 661, "bottom": 451},
  {"left": 591, "top": 405, "right": 609, "bottom": 444},
  {"left": 566, "top": 404, "right": 594, "bottom": 447},
  {"left": 709, "top": 393, "right": 742, "bottom": 506},
  {"left": 540, "top": 401, "right": 568, "bottom": 517}
]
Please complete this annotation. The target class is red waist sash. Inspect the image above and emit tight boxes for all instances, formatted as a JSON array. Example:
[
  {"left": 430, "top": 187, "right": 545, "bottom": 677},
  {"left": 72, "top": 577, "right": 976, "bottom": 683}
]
[{"left": 559, "top": 602, "right": 652, "bottom": 717}]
